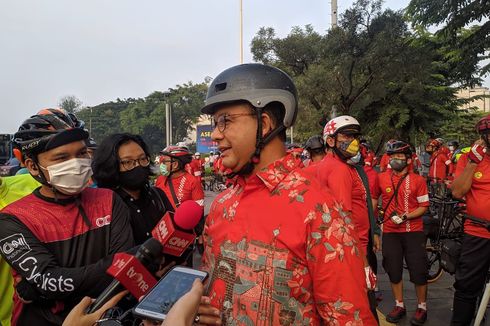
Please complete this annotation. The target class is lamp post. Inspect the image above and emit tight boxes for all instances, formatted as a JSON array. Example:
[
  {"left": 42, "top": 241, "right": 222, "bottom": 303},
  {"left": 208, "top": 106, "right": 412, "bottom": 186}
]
[{"left": 240, "top": 0, "right": 243, "bottom": 64}]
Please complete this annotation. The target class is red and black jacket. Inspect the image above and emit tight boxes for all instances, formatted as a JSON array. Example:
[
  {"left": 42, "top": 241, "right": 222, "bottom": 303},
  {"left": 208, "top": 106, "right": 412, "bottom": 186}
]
[{"left": 0, "top": 187, "right": 134, "bottom": 326}]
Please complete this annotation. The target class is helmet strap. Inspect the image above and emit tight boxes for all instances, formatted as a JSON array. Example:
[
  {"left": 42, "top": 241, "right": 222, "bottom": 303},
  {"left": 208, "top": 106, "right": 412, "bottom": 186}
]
[
  {"left": 228, "top": 107, "right": 286, "bottom": 177},
  {"left": 31, "top": 157, "right": 62, "bottom": 201}
]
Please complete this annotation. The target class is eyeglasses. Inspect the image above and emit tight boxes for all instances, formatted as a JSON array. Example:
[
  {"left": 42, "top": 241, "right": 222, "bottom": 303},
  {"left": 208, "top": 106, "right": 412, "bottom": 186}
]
[
  {"left": 119, "top": 156, "right": 150, "bottom": 170},
  {"left": 213, "top": 113, "right": 255, "bottom": 133}
]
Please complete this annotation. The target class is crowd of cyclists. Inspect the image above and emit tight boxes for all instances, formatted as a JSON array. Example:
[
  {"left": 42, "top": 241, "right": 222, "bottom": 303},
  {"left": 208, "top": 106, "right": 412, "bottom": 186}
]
[{"left": 0, "top": 63, "right": 488, "bottom": 326}]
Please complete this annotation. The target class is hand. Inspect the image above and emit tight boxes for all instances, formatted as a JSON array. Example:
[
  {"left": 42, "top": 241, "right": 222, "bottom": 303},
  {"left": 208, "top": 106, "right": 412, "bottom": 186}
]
[
  {"left": 372, "top": 234, "right": 380, "bottom": 252},
  {"left": 364, "top": 266, "right": 377, "bottom": 290},
  {"left": 62, "top": 290, "right": 128, "bottom": 326},
  {"left": 163, "top": 279, "right": 204, "bottom": 326},
  {"left": 390, "top": 213, "right": 405, "bottom": 225},
  {"left": 468, "top": 143, "right": 487, "bottom": 164},
  {"left": 195, "top": 295, "right": 222, "bottom": 325},
  {"left": 15, "top": 278, "right": 40, "bottom": 304}
]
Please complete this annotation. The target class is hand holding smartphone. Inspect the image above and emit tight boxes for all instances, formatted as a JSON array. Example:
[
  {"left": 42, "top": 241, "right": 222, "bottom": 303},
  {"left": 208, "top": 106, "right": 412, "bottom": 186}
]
[{"left": 133, "top": 266, "right": 208, "bottom": 321}]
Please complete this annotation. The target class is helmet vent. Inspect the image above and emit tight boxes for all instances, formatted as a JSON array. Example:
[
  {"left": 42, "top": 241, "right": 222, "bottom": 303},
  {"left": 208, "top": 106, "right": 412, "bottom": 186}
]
[{"left": 215, "top": 82, "right": 227, "bottom": 92}]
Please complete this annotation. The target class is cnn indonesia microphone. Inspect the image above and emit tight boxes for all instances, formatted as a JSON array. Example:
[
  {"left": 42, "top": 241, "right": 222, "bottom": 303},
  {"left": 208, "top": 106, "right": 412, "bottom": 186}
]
[
  {"left": 152, "top": 200, "right": 203, "bottom": 257},
  {"left": 86, "top": 238, "right": 163, "bottom": 313}
]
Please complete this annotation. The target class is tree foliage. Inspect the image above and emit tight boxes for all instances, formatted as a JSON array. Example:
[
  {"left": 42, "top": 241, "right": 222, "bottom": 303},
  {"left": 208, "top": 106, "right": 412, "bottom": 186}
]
[
  {"left": 76, "top": 83, "right": 207, "bottom": 154},
  {"left": 251, "top": 0, "right": 462, "bottom": 151},
  {"left": 58, "top": 95, "right": 82, "bottom": 113},
  {"left": 406, "top": 0, "right": 490, "bottom": 85}
]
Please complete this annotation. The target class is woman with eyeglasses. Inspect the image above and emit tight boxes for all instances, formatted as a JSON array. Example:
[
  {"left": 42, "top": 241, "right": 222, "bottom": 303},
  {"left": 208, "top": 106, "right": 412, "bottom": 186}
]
[{"left": 92, "top": 133, "right": 174, "bottom": 245}]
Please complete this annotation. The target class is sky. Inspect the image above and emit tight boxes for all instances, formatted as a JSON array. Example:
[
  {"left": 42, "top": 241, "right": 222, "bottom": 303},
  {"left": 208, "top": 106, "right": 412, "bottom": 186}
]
[{"left": 0, "top": 0, "right": 487, "bottom": 133}]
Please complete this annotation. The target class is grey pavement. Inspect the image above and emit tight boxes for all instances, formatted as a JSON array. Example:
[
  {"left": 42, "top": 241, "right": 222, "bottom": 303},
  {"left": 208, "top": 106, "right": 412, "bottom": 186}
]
[{"left": 197, "top": 189, "right": 489, "bottom": 325}]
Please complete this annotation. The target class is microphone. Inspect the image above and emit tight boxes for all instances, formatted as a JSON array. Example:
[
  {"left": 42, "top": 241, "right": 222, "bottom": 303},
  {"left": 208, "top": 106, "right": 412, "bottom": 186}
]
[
  {"left": 151, "top": 200, "right": 203, "bottom": 257},
  {"left": 86, "top": 238, "right": 163, "bottom": 313}
]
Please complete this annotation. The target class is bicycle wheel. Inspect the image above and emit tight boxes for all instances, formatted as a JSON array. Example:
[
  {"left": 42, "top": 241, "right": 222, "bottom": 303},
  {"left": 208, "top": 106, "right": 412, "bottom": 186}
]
[{"left": 426, "top": 246, "right": 443, "bottom": 283}]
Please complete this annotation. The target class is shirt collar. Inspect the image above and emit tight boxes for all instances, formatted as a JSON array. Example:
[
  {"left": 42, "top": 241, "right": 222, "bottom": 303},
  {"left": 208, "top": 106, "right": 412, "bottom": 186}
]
[{"left": 254, "top": 154, "right": 303, "bottom": 192}]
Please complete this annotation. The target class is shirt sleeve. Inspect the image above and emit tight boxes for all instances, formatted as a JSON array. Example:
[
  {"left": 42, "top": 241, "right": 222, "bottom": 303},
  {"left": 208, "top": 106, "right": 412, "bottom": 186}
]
[
  {"left": 110, "top": 192, "right": 136, "bottom": 254},
  {"left": 305, "top": 199, "right": 375, "bottom": 324},
  {"left": 191, "top": 177, "right": 205, "bottom": 207},
  {"left": 455, "top": 153, "right": 469, "bottom": 178},
  {"left": 415, "top": 176, "right": 430, "bottom": 207}
]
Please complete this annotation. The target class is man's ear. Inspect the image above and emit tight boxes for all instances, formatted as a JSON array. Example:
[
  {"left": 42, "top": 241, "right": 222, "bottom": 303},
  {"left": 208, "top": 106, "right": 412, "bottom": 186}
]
[
  {"left": 24, "top": 157, "right": 40, "bottom": 177},
  {"left": 326, "top": 136, "right": 336, "bottom": 148},
  {"left": 260, "top": 112, "right": 275, "bottom": 137}
]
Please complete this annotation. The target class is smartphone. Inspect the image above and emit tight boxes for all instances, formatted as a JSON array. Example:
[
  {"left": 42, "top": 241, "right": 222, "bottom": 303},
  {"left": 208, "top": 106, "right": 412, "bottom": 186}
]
[{"left": 133, "top": 266, "right": 208, "bottom": 321}]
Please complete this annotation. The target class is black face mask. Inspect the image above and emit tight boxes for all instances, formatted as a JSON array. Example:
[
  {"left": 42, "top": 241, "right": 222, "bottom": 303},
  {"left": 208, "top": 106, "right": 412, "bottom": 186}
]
[
  {"left": 390, "top": 158, "right": 408, "bottom": 172},
  {"left": 119, "top": 166, "right": 150, "bottom": 190}
]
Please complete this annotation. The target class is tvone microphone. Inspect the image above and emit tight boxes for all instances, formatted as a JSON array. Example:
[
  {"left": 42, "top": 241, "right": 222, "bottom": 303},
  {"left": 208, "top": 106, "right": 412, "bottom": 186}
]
[
  {"left": 86, "top": 238, "right": 163, "bottom": 313},
  {"left": 151, "top": 200, "right": 203, "bottom": 257}
]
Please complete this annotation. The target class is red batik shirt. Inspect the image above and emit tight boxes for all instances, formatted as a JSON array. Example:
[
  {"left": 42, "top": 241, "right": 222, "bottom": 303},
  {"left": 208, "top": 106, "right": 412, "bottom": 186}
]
[
  {"left": 155, "top": 172, "right": 204, "bottom": 208},
  {"left": 455, "top": 154, "right": 490, "bottom": 239},
  {"left": 378, "top": 171, "right": 429, "bottom": 233},
  {"left": 316, "top": 153, "right": 371, "bottom": 254},
  {"left": 201, "top": 154, "right": 376, "bottom": 326}
]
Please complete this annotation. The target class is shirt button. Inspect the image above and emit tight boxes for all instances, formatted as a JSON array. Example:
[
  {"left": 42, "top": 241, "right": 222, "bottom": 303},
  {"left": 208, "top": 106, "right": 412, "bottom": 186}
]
[{"left": 137, "top": 209, "right": 141, "bottom": 213}]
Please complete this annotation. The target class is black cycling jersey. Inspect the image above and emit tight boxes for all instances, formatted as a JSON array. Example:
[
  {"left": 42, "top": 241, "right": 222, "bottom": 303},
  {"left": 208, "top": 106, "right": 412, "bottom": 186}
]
[{"left": 0, "top": 187, "right": 134, "bottom": 326}]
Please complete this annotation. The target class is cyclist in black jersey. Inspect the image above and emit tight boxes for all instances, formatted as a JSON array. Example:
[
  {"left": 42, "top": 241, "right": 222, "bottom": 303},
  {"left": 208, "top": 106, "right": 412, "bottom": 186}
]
[{"left": 0, "top": 109, "right": 134, "bottom": 326}]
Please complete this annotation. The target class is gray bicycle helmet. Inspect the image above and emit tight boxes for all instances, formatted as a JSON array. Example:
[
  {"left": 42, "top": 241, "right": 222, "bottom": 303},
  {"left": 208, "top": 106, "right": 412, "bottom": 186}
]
[{"left": 202, "top": 63, "right": 298, "bottom": 128}]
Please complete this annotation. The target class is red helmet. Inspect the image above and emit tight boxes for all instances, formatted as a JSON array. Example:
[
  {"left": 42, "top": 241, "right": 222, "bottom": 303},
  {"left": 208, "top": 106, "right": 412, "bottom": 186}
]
[
  {"left": 426, "top": 138, "right": 442, "bottom": 149},
  {"left": 159, "top": 146, "right": 192, "bottom": 166},
  {"left": 387, "top": 141, "right": 412, "bottom": 156},
  {"left": 476, "top": 114, "right": 490, "bottom": 134}
]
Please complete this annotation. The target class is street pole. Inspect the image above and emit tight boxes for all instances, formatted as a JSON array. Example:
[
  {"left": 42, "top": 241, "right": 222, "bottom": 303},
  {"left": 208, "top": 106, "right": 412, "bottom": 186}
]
[
  {"left": 331, "top": 0, "right": 338, "bottom": 28},
  {"left": 89, "top": 108, "right": 93, "bottom": 135},
  {"left": 240, "top": 0, "right": 243, "bottom": 64},
  {"left": 165, "top": 103, "right": 172, "bottom": 147}
]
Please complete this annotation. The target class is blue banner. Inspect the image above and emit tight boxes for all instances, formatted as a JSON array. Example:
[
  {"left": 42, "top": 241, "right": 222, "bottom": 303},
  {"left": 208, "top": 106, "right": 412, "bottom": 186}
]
[{"left": 196, "top": 125, "right": 218, "bottom": 153}]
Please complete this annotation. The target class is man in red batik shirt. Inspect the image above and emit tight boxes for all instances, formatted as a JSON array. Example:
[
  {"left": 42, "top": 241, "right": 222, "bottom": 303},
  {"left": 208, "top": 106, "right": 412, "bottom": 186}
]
[{"left": 194, "top": 63, "right": 377, "bottom": 326}]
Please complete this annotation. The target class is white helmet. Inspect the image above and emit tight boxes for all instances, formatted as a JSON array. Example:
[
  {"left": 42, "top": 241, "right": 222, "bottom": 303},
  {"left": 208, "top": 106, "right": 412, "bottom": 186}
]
[
  {"left": 323, "top": 115, "right": 361, "bottom": 141},
  {"left": 195, "top": 152, "right": 201, "bottom": 157}
]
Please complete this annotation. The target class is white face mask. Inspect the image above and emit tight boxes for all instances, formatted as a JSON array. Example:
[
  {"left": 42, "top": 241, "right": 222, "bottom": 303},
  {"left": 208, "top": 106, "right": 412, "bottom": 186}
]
[{"left": 41, "top": 158, "right": 93, "bottom": 195}]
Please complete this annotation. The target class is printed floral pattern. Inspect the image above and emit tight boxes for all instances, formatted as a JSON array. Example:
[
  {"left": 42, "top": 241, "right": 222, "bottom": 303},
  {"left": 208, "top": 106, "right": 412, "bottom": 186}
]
[{"left": 201, "top": 154, "right": 377, "bottom": 325}]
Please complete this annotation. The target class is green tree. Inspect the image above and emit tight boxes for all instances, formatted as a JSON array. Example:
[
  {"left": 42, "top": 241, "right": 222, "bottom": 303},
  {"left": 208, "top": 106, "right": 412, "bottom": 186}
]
[
  {"left": 407, "top": 0, "right": 490, "bottom": 85},
  {"left": 58, "top": 95, "right": 82, "bottom": 113},
  {"left": 251, "top": 0, "right": 460, "bottom": 148}
]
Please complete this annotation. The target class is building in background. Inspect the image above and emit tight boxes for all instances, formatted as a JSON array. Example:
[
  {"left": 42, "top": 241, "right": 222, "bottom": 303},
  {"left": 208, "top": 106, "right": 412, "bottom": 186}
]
[{"left": 457, "top": 86, "right": 490, "bottom": 112}]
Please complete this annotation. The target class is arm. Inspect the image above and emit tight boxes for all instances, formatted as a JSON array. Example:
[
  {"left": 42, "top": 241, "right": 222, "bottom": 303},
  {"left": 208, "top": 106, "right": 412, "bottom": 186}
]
[
  {"left": 406, "top": 206, "right": 428, "bottom": 219},
  {"left": 450, "top": 154, "right": 477, "bottom": 199},
  {"left": 192, "top": 177, "right": 205, "bottom": 207},
  {"left": 109, "top": 193, "right": 135, "bottom": 254},
  {"left": 0, "top": 214, "right": 115, "bottom": 300}
]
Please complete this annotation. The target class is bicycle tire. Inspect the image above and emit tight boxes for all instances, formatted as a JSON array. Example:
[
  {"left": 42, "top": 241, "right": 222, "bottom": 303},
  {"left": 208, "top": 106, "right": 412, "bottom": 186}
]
[{"left": 426, "top": 246, "right": 444, "bottom": 283}]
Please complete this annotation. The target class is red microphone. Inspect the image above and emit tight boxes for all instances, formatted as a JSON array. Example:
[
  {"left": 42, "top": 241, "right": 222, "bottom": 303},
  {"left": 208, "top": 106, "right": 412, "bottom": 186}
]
[
  {"left": 86, "top": 238, "right": 162, "bottom": 313},
  {"left": 105, "top": 252, "right": 157, "bottom": 299},
  {"left": 151, "top": 200, "right": 203, "bottom": 257}
]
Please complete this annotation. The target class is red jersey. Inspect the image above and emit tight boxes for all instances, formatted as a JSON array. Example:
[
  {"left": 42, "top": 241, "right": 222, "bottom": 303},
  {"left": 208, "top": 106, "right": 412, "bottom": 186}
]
[
  {"left": 316, "top": 153, "right": 370, "bottom": 254},
  {"left": 455, "top": 154, "right": 490, "bottom": 239},
  {"left": 364, "top": 166, "right": 380, "bottom": 199},
  {"left": 155, "top": 173, "right": 204, "bottom": 208},
  {"left": 201, "top": 154, "right": 376, "bottom": 325},
  {"left": 189, "top": 159, "right": 204, "bottom": 178},
  {"left": 378, "top": 171, "right": 429, "bottom": 233},
  {"left": 379, "top": 153, "right": 390, "bottom": 172},
  {"left": 429, "top": 150, "right": 451, "bottom": 181}
]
